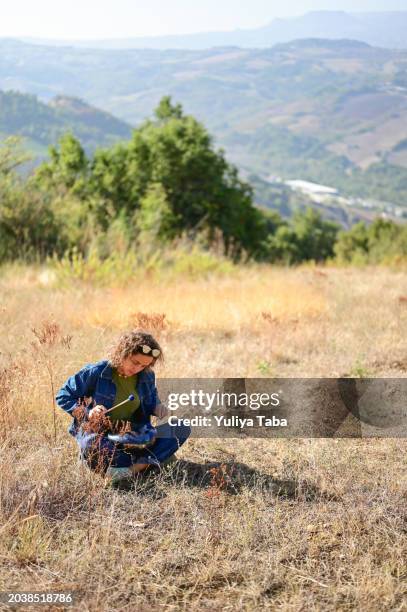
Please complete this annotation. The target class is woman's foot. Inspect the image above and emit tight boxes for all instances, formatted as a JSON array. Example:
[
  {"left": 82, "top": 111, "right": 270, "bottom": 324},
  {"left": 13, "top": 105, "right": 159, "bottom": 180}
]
[
  {"left": 105, "top": 457, "right": 179, "bottom": 489},
  {"left": 131, "top": 463, "right": 150, "bottom": 475},
  {"left": 131, "top": 456, "right": 178, "bottom": 479},
  {"left": 104, "top": 466, "right": 133, "bottom": 489}
]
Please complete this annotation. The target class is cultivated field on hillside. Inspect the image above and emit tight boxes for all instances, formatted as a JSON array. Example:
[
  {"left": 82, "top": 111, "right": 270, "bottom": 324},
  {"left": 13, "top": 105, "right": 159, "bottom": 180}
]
[
  {"left": 4, "top": 38, "right": 407, "bottom": 208},
  {"left": 0, "top": 265, "right": 406, "bottom": 610}
]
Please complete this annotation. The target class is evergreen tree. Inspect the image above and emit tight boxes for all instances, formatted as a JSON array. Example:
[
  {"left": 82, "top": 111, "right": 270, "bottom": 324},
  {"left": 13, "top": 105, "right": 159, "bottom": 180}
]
[{"left": 88, "top": 97, "right": 266, "bottom": 257}]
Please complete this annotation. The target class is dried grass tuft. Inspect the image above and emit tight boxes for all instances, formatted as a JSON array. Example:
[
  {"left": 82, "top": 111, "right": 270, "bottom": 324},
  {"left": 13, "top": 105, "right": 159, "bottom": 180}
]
[{"left": 128, "top": 311, "right": 168, "bottom": 332}]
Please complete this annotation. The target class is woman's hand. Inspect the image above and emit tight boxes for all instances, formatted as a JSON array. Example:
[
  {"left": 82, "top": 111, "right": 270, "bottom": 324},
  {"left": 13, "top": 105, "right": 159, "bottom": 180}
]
[
  {"left": 154, "top": 403, "right": 168, "bottom": 419},
  {"left": 89, "top": 405, "right": 107, "bottom": 418}
]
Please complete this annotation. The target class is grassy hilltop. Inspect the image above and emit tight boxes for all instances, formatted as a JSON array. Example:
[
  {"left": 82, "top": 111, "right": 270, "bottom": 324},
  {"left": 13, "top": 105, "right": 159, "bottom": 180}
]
[{"left": 0, "top": 265, "right": 406, "bottom": 610}]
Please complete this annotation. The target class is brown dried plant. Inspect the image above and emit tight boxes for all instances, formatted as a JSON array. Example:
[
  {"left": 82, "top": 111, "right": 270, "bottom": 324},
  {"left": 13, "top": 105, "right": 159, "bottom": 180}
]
[
  {"left": 261, "top": 311, "right": 299, "bottom": 328},
  {"left": 32, "top": 321, "right": 72, "bottom": 349},
  {"left": 261, "top": 311, "right": 279, "bottom": 325},
  {"left": 32, "top": 322, "right": 61, "bottom": 347},
  {"left": 72, "top": 401, "right": 132, "bottom": 436},
  {"left": 206, "top": 463, "right": 235, "bottom": 498},
  {"left": 129, "top": 311, "right": 168, "bottom": 332}
]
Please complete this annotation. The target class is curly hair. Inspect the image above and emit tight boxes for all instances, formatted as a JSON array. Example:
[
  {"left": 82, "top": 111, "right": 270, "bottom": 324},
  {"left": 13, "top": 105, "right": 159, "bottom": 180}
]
[{"left": 107, "top": 330, "right": 164, "bottom": 369}]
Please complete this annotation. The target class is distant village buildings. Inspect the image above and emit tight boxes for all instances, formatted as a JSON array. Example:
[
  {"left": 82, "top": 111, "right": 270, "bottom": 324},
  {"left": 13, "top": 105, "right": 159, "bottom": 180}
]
[
  {"left": 284, "top": 180, "right": 339, "bottom": 203},
  {"left": 263, "top": 175, "right": 406, "bottom": 221}
]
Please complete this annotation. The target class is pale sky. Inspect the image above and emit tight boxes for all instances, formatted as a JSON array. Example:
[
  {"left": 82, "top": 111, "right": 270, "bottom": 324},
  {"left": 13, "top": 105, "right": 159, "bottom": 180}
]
[{"left": 1, "top": 0, "right": 407, "bottom": 39}]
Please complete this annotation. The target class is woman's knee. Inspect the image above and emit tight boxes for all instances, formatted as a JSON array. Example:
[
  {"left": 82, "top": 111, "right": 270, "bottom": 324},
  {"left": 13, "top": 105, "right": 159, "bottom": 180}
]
[{"left": 174, "top": 421, "right": 192, "bottom": 443}]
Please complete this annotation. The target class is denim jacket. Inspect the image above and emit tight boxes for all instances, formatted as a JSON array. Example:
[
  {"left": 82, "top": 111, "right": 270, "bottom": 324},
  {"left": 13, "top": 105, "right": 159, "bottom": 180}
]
[{"left": 56, "top": 360, "right": 160, "bottom": 436}]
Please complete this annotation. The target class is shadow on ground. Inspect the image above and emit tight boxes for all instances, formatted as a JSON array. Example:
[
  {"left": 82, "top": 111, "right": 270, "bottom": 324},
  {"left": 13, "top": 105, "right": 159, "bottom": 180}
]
[{"left": 125, "top": 459, "right": 339, "bottom": 502}]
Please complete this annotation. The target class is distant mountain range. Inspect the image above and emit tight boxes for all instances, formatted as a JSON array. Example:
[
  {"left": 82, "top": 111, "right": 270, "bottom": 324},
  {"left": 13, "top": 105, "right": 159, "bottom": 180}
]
[
  {"left": 17, "top": 11, "right": 407, "bottom": 50},
  {"left": 0, "top": 90, "right": 132, "bottom": 156},
  {"left": 1, "top": 36, "right": 407, "bottom": 209}
]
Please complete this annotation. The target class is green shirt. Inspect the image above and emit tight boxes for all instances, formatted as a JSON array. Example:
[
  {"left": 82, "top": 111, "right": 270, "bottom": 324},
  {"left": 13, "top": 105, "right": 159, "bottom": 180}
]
[{"left": 109, "top": 369, "right": 141, "bottom": 421}]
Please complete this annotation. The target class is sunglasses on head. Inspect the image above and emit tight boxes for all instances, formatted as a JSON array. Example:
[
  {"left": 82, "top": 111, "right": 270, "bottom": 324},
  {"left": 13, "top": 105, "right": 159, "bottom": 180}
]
[{"left": 141, "top": 344, "right": 161, "bottom": 358}]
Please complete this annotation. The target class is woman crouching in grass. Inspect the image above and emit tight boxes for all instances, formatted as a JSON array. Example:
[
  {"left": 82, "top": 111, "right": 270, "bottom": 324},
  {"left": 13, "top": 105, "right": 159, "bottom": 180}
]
[{"left": 56, "top": 330, "right": 191, "bottom": 485}]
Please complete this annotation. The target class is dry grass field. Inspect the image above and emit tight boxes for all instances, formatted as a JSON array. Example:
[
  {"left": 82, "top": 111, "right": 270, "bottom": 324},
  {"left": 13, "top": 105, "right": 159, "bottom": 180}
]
[{"left": 0, "top": 264, "right": 406, "bottom": 611}]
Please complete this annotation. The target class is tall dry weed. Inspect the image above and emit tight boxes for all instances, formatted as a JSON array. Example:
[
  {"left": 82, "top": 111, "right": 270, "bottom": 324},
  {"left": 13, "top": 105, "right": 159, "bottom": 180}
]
[
  {"left": 0, "top": 366, "right": 12, "bottom": 439},
  {"left": 31, "top": 321, "right": 72, "bottom": 443}
]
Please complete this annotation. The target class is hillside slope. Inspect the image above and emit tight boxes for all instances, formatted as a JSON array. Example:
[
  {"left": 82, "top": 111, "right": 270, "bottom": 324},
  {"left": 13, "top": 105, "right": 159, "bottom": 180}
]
[
  {"left": 0, "top": 90, "right": 133, "bottom": 155},
  {"left": 1, "top": 39, "right": 407, "bottom": 205}
]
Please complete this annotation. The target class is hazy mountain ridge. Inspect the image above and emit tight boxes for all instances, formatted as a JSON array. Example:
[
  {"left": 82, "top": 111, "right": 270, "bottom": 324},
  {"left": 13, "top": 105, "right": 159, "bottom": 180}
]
[
  {"left": 1, "top": 37, "right": 407, "bottom": 207},
  {"left": 17, "top": 11, "right": 407, "bottom": 50}
]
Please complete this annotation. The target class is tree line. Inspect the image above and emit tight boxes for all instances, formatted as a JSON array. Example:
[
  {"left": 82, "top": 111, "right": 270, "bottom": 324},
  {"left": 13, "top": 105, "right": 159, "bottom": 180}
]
[{"left": 0, "top": 97, "right": 406, "bottom": 266}]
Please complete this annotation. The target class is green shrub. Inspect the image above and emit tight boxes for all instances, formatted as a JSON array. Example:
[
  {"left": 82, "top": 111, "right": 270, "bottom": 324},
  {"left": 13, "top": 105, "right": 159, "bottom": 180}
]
[{"left": 49, "top": 239, "right": 237, "bottom": 287}]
